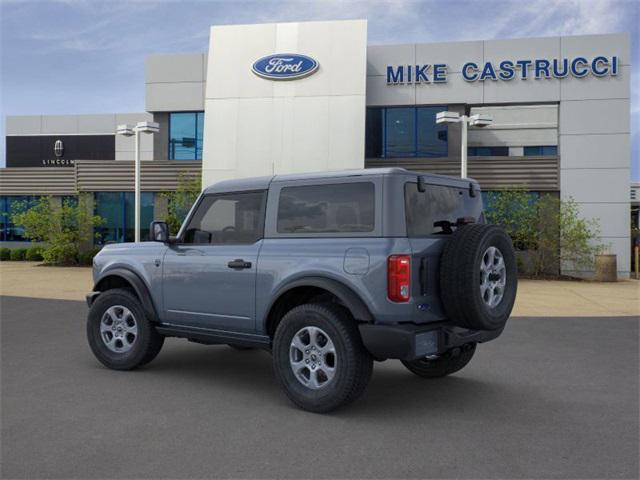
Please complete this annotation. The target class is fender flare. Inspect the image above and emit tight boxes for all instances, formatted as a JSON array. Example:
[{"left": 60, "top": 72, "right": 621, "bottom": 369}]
[
  {"left": 92, "top": 268, "right": 159, "bottom": 321},
  {"left": 265, "top": 276, "right": 374, "bottom": 325}
]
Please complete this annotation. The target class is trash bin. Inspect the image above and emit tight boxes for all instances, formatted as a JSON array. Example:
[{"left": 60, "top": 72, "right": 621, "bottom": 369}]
[{"left": 594, "top": 254, "right": 617, "bottom": 282}]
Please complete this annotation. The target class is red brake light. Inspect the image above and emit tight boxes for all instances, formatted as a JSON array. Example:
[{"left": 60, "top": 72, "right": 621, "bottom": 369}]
[{"left": 388, "top": 255, "right": 411, "bottom": 302}]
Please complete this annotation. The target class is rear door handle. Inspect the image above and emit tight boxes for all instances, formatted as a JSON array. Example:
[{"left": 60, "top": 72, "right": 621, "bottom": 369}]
[{"left": 227, "top": 259, "right": 252, "bottom": 270}]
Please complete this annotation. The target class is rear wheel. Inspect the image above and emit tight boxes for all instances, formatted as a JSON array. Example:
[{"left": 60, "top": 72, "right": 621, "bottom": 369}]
[
  {"left": 272, "top": 303, "right": 373, "bottom": 413},
  {"left": 401, "top": 344, "right": 476, "bottom": 378},
  {"left": 87, "top": 288, "right": 164, "bottom": 370}
]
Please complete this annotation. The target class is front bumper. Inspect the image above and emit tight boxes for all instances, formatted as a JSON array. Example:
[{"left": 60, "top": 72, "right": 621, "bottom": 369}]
[
  {"left": 86, "top": 291, "right": 100, "bottom": 307},
  {"left": 359, "top": 321, "right": 504, "bottom": 361}
]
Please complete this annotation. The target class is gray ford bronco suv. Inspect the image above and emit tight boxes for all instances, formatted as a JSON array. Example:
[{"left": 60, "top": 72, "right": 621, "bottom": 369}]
[{"left": 87, "top": 168, "right": 517, "bottom": 412}]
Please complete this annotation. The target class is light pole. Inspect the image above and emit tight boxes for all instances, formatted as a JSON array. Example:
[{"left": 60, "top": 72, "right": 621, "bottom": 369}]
[
  {"left": 116, "top": 121, "right": 159, "bottom": 242},
  {"left": 436, "top": 111, "right": 492, "bottom": 178}
]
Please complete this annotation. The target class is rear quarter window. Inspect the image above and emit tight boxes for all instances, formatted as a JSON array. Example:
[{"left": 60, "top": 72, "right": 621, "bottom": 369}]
[
  {"left": 405, "top": 182, "right": 477, "bottom": 236},
  {"left": 277, "top": 182, "right": 375, "bottom": 234}
]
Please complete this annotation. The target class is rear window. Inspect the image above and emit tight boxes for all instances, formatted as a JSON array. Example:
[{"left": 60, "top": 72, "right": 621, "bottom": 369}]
[
  {"left": 405, "top": 182, "right": 468, "bottom": 236},
  {"left": 277, "top": 183, "right": 375, "bottom": 234}
]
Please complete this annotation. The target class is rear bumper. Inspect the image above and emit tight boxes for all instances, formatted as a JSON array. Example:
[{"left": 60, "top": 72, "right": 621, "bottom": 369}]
[{"left": 359, "top": 321, "right": 504, "bottom": 361}]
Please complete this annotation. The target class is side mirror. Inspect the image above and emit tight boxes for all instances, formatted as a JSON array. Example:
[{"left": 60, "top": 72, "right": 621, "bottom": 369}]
[{"left": 150, "top": 221, "right": 170, "bottom": 243}]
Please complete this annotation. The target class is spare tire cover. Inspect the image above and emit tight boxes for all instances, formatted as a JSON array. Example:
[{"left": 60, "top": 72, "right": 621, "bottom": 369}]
[{"left": 439, "top": 224, "right": 517, "bottom": 331}]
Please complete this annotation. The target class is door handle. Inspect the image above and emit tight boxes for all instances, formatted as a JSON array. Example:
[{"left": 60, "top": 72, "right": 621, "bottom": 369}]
[{"left": 227, "top": 259, "right": 252, "bottom": 270}]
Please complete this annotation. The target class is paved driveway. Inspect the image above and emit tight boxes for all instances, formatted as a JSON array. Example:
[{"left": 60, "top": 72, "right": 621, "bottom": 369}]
[{"left": 1, "top": 296, "right": 638, "bottom": 479}]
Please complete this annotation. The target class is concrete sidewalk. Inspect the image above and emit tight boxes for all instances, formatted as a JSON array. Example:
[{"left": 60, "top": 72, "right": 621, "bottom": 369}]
[{"left": 0, "top": 261, "right": 638, "bottom": 317}]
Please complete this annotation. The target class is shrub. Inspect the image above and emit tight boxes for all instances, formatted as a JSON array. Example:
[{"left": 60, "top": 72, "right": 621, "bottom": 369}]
[
  {"left": 78, "top": 247, "right": 101, "bottom": 266},
  {"left": 10, "top": 248, "right": 27, "bottom": 261},
  {"left": 0, "top": 247, "right": 11, "bottom": 261},
  {"left": 25, "top": 246, "right": 44, "bottom": 261},
  {"left": 11, "top": 196, "right": 104, "bottom": 265}
]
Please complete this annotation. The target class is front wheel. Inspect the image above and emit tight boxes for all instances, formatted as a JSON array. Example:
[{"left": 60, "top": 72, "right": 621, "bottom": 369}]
[
  {"left": 401, "top": 343, "right": 476, "bottom": 378},
  {"left": 87, "top": 288, "right": 164, "bottom": 370},
  {"left": 272, "top": 303, "right": 373, "bottom": 413}
]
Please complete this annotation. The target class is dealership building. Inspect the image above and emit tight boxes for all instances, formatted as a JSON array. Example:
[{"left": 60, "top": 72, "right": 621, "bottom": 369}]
[{"left": 0, "top": 20, "right": 633, "bottom": 277}]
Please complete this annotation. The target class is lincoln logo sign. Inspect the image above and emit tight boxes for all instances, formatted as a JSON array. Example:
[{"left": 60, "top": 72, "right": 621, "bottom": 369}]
[
  {"left": 252, "top": 54, "right": 319, "bottom": 80},
  {"left": 386, "top": 55, "right": 620, "bottom": 84},
  {"left": 54, "top": 139, "right": 64, "bottom": 157}
]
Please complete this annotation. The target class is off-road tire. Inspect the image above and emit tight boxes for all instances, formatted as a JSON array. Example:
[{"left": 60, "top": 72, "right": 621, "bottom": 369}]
[
  {"left": 272, "top": 303, "right": 373, "bottom": 413},
  {"left": 440, "top": 224, "right": 517, "bottom": 331},
  {"left": 401, "top": 343, "right": 476, "bottom": 378},
  {"left": 87, "top": 288, "right": 164, "bottom": 370}
]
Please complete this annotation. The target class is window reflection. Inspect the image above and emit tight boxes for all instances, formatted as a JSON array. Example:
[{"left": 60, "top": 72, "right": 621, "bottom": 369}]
[
  {"left": 169, "top": 112, "right": 204, "bottom": 160},
  {"left": 0, "top": 196, "right": 39, "bottom": 242},
  {"left": 365, "top": 106, "right": 448, "bottom": 158},
  {"left": 95, "top": 192, "right": 154, "bottom": 243}
]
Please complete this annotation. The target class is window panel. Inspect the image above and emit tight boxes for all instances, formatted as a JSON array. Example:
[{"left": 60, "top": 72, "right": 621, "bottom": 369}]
[
  {"left": 468, "top": 146, "right": 509, "bottom": 156},
  {"left": 95, "top": 192, "right": 125, "bottom": 244},
  {"left": 365, "top": 108, "right": 383, "bottom": 158},
  {"left": 277, "top": 183, "right": 375, "bottom": 234},
  {"left": 365, "top": 106, "right": 448, "bottom": 159},
  {"left": 0, "top": 198, "right": 7, "bottom": 242},
  {"left": 95, "top": 192, "right": 155, "bottom": 244},
  {"left": 385, "top": 108, "right": 415, "bottom": 157},
  {"left": 524, "top": 146, "right": 558, "bottom": 156},
  {"left": 196, "top": 112, "right": 205, "bottom": 160},
  {"left": 523, "top": 146, "right": 542, "bottom": 156},
  {"left": 169, "top": 112, "right": 204, "bottom": 160},
  {"left": 124, "top": 193, "right": 155, "bottom": 242},
  {"left": 0, "top": 196, "right": 38, "bottom": 242},
  {"left": 541, "top": 145, "right": 558, "bottom": 156},
  {"left": 184, "top": 192, "right": 266, "bottom": 244},
  {"left": 417, "top": 107, "right": 448, "bottom": 158}
]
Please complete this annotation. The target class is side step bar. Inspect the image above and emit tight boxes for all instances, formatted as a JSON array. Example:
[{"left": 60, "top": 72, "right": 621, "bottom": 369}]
[{"left": 155, "top": 323, "right": 271, "bottom": 350}]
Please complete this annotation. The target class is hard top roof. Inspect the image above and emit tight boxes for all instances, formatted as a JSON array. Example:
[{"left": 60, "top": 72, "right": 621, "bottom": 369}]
[{"left": 202, "top": 168, "right": 476, "bottom": 194}]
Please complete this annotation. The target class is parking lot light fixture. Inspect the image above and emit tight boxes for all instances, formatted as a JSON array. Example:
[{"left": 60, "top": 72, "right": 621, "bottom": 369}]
[
  {"left": 116, "top": 124, "right": 134, "bottom": 137},
  {"left": 436, "top": 111, "right": 493, "bottom": 178},
  {"left": 116, "top": 122, "right": 159, "bottom": 242}
]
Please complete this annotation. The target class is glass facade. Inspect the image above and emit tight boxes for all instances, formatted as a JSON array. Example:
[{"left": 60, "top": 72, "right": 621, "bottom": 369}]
[
  {"left": 365, "top": 106, "right": 448, "bottom": 158},
  {"left": 95, "top": 192, "right": 154, "bottom": 244},
  {"left": 169, "top": 112, "right": 204, "bottom": 160},
  {"left": 0, "top": 196, "right": 39, "bottom": 242},
  {"left": 524, "top": 146, "right": 558, "bottom": 156}
]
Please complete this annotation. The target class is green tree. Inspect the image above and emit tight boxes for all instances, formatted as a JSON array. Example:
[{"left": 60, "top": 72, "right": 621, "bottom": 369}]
[
  {"left": 11, "top": 197, "right": 104, "bottom": 265},
  {"left": 483, "top": 189, "right": 538, "bottom": 251},
  {"left": 161, "top": 173, "right": 201, "bottom": 235},
  {"left": 485, "top": 190, "right": 605, "bottom": 277}
]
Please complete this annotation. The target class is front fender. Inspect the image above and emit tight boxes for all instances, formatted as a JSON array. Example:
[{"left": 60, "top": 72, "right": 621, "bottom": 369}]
[{"left": 91, "top": 267, "right": 159, "bottom": 321}]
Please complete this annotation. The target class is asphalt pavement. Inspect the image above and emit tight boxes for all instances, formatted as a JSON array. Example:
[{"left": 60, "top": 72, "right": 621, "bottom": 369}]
[{"left": 1, "top": 296, "right": 638, "bottom": 479}]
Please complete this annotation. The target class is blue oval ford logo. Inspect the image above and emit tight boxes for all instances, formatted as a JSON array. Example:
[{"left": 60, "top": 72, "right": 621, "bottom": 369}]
[{"left": 252, "top": 53, "right": 319, "bottom": 80}]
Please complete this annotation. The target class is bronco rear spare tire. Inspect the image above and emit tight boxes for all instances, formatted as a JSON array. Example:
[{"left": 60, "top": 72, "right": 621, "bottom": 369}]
[{"left": 440, "top": 224, "right": 517, "bottom": 331}]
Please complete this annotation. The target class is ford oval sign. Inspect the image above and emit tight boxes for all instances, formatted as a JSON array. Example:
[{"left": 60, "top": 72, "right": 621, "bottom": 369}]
[{"left": 252, "top": 53, "right": 319, "bottom": 80}]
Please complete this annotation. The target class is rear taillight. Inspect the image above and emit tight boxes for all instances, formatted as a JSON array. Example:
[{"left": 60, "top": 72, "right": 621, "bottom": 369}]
[{"left": 388, "top": 255, "right": 411, "bottom": 302}]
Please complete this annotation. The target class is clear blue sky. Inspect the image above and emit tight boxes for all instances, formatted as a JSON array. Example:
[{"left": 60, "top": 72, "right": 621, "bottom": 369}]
[{"left": 1, "top": 0, "right": 638, "bottom": 179}]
